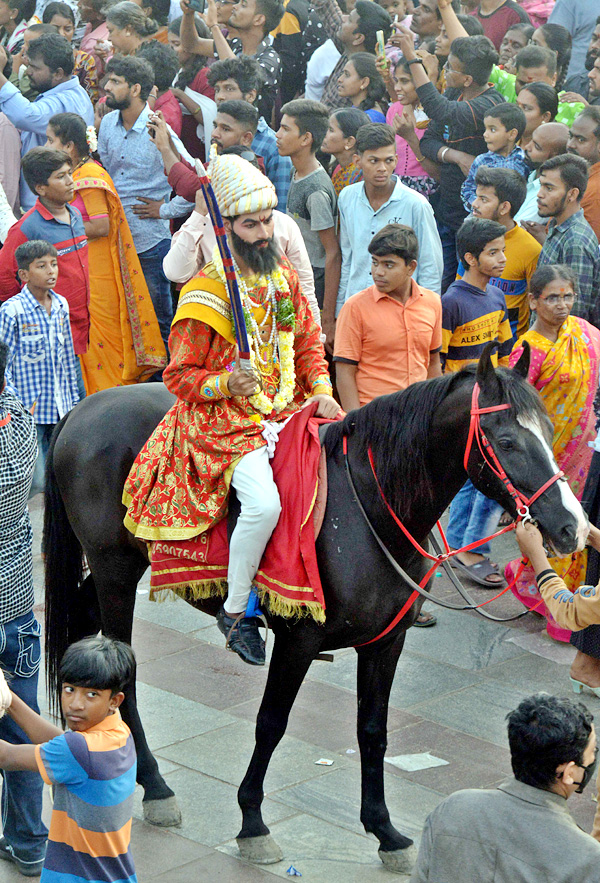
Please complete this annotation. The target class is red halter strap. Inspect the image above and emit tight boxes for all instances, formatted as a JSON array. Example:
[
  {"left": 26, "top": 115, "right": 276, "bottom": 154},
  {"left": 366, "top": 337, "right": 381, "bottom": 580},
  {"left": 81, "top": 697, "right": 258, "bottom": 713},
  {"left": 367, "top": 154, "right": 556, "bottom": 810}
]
[{"left": 463, "top": 382, "right": 563, "bottom": 519}]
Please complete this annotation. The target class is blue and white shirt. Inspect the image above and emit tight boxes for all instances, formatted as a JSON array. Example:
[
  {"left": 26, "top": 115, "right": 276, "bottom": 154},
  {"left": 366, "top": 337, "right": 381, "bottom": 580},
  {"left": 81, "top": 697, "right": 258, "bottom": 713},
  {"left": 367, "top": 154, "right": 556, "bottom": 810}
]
[{"left": 0, "top": 285, "right": 79, "bottom": 424}]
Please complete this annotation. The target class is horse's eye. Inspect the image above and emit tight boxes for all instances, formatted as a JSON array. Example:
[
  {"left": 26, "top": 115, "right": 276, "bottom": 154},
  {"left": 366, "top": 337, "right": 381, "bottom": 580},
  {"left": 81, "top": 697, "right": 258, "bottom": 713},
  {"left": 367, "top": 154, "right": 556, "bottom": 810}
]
[{"left": 497, "top": 438, "right": 514, "bottom": 451}]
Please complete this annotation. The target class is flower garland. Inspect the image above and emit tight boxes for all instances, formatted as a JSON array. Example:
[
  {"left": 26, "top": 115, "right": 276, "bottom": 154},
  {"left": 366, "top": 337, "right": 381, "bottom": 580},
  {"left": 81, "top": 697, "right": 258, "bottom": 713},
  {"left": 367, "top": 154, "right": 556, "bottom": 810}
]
[
  {"left": 211, "top": 246, "right": 296, "bottom": 415},
  {"left": 86, "top": 125, "right": 98, "bottom": 153}
]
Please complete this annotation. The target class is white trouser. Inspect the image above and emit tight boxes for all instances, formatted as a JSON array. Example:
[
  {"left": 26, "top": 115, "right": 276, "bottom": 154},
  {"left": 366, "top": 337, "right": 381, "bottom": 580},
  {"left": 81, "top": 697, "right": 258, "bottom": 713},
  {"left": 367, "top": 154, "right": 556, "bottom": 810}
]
[{"left": 224, "top": 445, "right": 282, "bottom": 615}]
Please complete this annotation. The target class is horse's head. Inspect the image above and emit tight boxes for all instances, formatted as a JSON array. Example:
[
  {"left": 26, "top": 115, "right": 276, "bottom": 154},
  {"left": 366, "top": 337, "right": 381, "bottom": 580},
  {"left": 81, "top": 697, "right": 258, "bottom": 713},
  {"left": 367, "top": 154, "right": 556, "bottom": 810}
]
[{"left": 467, "top": 342, "right": 588, "bottom": 557}]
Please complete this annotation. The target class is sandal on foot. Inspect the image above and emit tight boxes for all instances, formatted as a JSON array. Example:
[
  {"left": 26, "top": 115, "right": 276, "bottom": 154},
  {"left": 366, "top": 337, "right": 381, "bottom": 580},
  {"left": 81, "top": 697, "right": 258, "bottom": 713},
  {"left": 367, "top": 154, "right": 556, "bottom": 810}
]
[
  {"left": 452, "top": 557, "right": 505, "bottom": 588},
  {"left": 414, "top": 611, "right": 437, "bottom": 628}
]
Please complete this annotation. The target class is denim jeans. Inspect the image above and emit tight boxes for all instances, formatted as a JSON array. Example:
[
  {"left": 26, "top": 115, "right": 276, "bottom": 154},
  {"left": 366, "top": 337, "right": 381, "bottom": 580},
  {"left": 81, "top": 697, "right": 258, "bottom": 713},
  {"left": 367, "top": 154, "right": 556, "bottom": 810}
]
[
  {"left": 74, "top": 357, "right": 86, "bottom": 402},
  {"left": 0, "top": 611, "right": 47, "bottom": 862},
  {"left": 29, "top": 424, "right": 54, "bottom": 499},
  {"left": 138, "top": 239, "right": 174, "bottom": 355},
  {"left": 437, "top": 221, "right": 459, "bottom": 295},
  {"left": 446, "top": 479, "right": 503, "bottom": 557}
]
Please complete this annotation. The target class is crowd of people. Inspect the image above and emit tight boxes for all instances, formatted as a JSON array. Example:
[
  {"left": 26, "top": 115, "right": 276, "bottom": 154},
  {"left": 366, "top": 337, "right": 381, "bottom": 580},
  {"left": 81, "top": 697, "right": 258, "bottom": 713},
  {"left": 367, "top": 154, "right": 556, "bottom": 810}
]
[{"left": 3, "top": 0, "right": 600, "bottom": 878}]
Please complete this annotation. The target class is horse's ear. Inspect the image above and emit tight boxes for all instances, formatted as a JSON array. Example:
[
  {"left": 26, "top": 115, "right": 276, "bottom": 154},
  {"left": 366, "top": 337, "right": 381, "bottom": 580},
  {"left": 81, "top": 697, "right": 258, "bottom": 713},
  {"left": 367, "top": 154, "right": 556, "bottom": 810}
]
[
  {"left": 476, "top": 341, "right": 502, "bottom": 398},
  {"left": 511, "top": 340, "right": 530, "bottom": 378}
]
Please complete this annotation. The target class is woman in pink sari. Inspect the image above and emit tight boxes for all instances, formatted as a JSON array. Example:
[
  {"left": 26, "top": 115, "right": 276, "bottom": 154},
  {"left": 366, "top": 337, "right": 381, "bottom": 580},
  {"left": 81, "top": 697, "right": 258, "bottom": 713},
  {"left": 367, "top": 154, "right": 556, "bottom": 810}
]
[{"left": 506, "top": 265, "right": 600, "bottom": 641}]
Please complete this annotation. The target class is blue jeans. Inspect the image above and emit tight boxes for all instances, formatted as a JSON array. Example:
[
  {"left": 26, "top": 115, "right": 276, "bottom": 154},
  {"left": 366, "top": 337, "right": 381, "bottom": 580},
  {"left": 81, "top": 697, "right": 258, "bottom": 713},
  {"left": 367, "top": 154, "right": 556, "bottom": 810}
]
[
  {"left": 29, "top": 424, "right": 55, "bottom": 499},
  {"left": 446, "top": 479, "right": 503, "bottom": 557},
  {"left": 138, "top": 239, "right": 173, "bottom": 355},
  {"left": 0, "top": 612, "right": 47, "bottom": 862},
  {"left": 437, "top": 221, "right": 459, "bottom": 295},
  {"left": 74, "top": 357, "right": 86, "bottom": 402}
]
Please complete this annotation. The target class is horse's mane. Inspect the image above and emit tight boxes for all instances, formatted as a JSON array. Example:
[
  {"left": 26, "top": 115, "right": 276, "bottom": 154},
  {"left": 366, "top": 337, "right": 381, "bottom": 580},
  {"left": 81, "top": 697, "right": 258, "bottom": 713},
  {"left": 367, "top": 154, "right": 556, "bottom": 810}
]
[{"left": 325, "top": 365, "right": 547, "bottom": 518}]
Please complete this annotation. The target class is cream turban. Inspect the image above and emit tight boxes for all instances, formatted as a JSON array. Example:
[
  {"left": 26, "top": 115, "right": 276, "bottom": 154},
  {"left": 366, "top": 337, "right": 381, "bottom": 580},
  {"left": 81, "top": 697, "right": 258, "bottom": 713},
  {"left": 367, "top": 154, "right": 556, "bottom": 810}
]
[{"left": 206, "top": 151, "right": 278, "bottom": 218}]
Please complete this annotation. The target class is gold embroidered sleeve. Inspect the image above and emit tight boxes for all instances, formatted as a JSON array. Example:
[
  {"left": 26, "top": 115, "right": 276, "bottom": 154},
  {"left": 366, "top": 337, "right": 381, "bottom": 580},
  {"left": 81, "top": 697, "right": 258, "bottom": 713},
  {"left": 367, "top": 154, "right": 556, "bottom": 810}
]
[{"left": 164, "top": 318, "right": 233, "bottom": 403}]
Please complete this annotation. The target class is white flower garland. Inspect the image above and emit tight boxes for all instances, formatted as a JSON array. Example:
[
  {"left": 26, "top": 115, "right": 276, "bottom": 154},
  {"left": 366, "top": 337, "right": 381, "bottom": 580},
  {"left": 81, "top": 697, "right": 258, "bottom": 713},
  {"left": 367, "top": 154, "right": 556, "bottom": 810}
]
[
  {"left": 86, "top": 125, "right": 98, "bottom": 153},
  {"left": 211, "top": 247, "right": 296, "bottom": 415}
]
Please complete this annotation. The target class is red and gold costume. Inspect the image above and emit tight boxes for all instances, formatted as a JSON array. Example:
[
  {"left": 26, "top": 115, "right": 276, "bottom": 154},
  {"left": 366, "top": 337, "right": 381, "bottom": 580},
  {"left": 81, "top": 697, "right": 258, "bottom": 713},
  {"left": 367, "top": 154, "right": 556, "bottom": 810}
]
[{"left": 122, "top": 261, "right": 331, "bottom": 541}]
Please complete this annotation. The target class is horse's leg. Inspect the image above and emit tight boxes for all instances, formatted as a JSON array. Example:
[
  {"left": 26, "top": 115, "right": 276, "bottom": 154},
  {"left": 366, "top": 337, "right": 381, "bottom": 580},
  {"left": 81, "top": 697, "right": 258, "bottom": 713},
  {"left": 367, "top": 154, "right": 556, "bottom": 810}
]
[
  {"left": 89, "top": 549, "right": 182, "bottom": 828},
  {"left": 356, "top": 632, "right": 417, "bottom": 875},
  {"left": 236, "top": 624, "right": 323, "bottom": 864}
]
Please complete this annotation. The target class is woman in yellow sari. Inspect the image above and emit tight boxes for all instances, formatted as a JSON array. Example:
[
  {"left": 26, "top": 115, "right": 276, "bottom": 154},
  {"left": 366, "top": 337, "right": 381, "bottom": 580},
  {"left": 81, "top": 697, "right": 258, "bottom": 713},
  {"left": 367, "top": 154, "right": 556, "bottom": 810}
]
[
  {"left": 46, "top": 112, "right": 167, "bottom": 394},
  {"left": 507, "top": 265, "right": 600, "bottom": 641}
]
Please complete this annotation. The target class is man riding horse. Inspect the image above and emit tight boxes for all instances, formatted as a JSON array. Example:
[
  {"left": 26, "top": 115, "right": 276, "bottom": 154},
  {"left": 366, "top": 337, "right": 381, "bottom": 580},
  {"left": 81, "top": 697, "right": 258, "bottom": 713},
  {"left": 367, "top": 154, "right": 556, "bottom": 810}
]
[{"left": 122, "top": 153, "right": 339, "bottom": 666}]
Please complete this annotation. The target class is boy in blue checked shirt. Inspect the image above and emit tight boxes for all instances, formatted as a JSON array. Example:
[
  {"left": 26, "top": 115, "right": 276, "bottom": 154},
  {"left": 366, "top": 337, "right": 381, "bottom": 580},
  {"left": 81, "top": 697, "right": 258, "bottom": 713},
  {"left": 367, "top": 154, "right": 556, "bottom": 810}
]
[
  {"left": 0, "top": 240, "right": 79, "bottom": 497},
  {"left": 461, "top": 103, "right": 530, "bottom": 212}
]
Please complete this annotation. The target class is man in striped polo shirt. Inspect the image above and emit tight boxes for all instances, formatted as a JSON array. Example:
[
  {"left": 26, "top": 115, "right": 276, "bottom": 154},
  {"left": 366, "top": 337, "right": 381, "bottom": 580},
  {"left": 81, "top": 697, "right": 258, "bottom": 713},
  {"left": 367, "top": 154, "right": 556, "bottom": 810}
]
[{"left": 0, "top": 635, "right": 138, "bottom": 883}]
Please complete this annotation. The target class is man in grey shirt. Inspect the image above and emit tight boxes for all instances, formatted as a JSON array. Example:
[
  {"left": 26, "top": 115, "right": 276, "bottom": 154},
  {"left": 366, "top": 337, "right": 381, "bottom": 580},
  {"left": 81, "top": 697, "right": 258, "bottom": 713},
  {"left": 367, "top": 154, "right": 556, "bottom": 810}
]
[
  {"left": 549, "top": 0, "right": 600, "bottom": 87},
  {"left": 411, "top": 694, "right": 600, "bottom": 883}
]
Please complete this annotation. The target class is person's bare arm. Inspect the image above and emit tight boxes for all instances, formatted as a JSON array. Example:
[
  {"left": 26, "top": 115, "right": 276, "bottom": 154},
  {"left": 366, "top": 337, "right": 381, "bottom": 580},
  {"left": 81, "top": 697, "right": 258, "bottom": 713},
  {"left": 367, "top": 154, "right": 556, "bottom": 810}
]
[
  {"left": 391, "top": 108, "right": 440, "bottom": 180},
  {"left": 335, "top": 362, "right": 360, "bottom": 412},
  {"left": 148, "top": 111, "right": 182, "bottom": 175},
  {"left": 427, "top": 351, "right": 442, "bottom": 378},
  {"left": 179, "top": 0, "right": 215, "bottom": 55},
  {"left": 7, "top": 692, "right": 63, "bottom": 743},
  {"left": 83, "top": 217, "right": 110, "bottom": 240},
  {"left": 0, "top": 741, "right": 39, "bottom": 772},
  {"left": 318, "top": 225, "right": 341, "bottom": 355},
  {"left": 437, "top": 0, "right": 469, "bottom": 42}
]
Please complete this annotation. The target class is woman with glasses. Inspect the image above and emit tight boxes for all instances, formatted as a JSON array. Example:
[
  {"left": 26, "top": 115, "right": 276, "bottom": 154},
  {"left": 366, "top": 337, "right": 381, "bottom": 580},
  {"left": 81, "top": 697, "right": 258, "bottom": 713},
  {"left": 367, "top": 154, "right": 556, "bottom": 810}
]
[{"left": 506, "top": 264, "right": 600, "bottom": 642}]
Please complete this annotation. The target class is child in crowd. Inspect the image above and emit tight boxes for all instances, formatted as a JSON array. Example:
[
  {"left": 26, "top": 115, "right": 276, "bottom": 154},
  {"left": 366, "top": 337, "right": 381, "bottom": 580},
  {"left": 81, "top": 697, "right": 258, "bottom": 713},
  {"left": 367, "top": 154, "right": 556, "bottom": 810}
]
[
  {"left": 461, "top": 102, "right": 530, "bottom": 211},
  {"left": 0, "top": 635, "right": 138, "bottom": 883},
  {"left": 385, "top": 56, "right": 438, "bottom": 197},
  {"left": 442, "top": 217, "right": 512, "bottom": 587},
  {"left": 0, "top": 239, "right": 79, "bottom": 496},
  {"left": 321, "top": 106, "right": 370, "bottom": 195},
  {"left": 276, "top": 98, "right": 340, "bottom": 348}
]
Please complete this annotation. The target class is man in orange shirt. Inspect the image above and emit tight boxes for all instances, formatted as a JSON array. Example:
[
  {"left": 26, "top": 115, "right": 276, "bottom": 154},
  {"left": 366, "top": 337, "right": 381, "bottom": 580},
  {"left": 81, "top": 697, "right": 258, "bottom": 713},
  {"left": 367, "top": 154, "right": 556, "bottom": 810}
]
[
  {"left": 567, "top": 107, "right": 600, "bottom": 243},
  {"left": 334, "top": 223, "right": 442, "bottom": 411},
  {"left": 333, "top": 223, "right": 442, "bottom": 626}
]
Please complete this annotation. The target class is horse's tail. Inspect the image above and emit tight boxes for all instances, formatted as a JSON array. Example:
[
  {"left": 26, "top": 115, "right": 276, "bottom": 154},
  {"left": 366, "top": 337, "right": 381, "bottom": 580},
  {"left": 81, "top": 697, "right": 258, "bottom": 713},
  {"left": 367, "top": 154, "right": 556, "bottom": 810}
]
[{"left": 44, "top": 413, "right": 84, "bottom": 714}]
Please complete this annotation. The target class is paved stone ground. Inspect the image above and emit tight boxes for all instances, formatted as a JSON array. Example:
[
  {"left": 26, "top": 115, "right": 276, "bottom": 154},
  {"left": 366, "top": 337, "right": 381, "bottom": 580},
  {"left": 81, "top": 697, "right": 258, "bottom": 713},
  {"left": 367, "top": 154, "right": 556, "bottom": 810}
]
[{"left": 3, "top": 500, "right": 599, "bottom": 882}]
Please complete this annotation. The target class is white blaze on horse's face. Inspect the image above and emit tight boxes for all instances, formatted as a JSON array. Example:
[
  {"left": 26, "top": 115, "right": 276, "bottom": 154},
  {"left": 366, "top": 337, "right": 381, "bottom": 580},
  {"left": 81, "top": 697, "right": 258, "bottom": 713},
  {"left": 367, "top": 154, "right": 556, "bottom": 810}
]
[{"left": 516, "top": 414, "right": 588, "bottom": 551}]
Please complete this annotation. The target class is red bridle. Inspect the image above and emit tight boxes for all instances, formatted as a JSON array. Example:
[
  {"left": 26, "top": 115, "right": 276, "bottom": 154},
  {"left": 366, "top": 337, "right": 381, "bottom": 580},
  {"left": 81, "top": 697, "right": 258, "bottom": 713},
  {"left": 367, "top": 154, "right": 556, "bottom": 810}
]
[{"left": 463, "top": 382, "right": 564, "bottom": 523}]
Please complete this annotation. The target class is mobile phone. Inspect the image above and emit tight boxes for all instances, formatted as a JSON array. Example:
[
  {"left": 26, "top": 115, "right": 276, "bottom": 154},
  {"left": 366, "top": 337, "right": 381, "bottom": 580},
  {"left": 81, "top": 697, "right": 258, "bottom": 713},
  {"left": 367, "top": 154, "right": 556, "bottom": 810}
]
[
  {"left": 376, "top": 29, "right": 387, "bottom": 68},
  {"left": 188, "top": 0, "right": 206, "bottom": 13}
]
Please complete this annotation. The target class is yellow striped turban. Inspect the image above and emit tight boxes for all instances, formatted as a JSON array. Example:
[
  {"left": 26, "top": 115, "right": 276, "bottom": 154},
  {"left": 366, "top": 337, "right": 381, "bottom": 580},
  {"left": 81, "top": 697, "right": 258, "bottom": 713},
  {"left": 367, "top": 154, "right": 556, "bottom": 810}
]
[{"left": 208, "top": 151, "right": 278, "bottom": 218}]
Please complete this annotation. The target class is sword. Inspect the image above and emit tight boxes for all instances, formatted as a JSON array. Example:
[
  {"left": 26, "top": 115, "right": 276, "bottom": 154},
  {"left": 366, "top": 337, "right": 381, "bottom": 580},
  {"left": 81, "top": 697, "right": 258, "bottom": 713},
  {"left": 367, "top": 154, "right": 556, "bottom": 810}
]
[{"left": 193, "top": 158, "right": 253, "bottom": 372}]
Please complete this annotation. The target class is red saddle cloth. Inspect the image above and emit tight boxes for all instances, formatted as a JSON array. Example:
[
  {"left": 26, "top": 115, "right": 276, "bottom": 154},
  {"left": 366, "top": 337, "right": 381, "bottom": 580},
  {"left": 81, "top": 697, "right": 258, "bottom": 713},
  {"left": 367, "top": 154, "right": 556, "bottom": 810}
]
[{"left": 149, "top": 402, "right": 338, "bottom": 623}]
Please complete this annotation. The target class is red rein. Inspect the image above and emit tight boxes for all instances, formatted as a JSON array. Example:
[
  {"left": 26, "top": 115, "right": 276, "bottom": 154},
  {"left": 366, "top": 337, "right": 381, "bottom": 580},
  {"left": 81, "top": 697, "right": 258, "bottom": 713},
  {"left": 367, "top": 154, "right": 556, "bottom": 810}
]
[{"left": 353, "top": 382, "right": 562, "bottom": 646}]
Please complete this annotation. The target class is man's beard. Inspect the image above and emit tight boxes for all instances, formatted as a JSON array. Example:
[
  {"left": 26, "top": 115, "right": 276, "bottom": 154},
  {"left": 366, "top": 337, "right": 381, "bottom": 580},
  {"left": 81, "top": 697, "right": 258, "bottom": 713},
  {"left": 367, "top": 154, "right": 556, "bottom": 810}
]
[
  {"left": 105, "top": 94, "right": 131, "bottom": 110},
  {"left": 586, "top": 50, "right": 599, "bottom": 71},
  {"left": 539, "top": 192, "right": 567, "bottom": 218},
  {"left": 231, "top": 229, "right": 280, "bottom": 275}
]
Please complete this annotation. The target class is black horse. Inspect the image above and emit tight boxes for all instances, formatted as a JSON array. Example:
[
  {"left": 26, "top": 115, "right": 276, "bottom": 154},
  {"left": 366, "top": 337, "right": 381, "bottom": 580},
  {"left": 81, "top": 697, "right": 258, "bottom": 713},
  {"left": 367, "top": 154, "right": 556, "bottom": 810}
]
[{"left": 43, "top": 345, "right": 587, "bottom": 873}]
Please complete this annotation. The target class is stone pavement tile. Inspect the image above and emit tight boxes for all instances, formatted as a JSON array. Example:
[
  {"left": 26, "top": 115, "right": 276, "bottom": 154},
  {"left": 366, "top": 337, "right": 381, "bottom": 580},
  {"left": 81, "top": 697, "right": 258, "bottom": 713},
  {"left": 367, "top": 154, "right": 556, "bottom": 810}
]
[
  {"left": 136, "top": 682, "right": 236, "bottom": 750},
  {"left": 133, "top": 768, "right": 298, "bottom": 848},
  {"left": 484, "top": 653, "right": 600, "bottom": 714},
  {"left": 137, "top": 642, "right": 269, "bottom": 710},
  {"left": 271, "top": 764, "right": 440, "bottom": 841},
  {"left": 134, "top": 592, "right": 214, "bottom": 634},
  {"left": 150, "top": 851, "right": 286, "bottom": 883},
  {"left": 218, "top": 813, "right": 412, "bottom": 883},
  {"left": 408, "top": 681, "right": 530, "bottom": 747},
  {"left": 404, "top": 606, "right": 524, "bottom": 671},
  {"left": 383, "top": 719, "right": 511, "bottom": 794},
  {"left": 157, "top": 718, "right": 351, "bottom": 791},
  {"left": 129, "top": 818, "right": 213, "bottom": 880},
  {"left": 308, "top": 648, "right": 482, "bottom": 709},
  {"left": 228, "top": 678, "right": 422, "bottom": 754},
  {"left": 131, "top": 618, "right": 198, "bottom": 665}
]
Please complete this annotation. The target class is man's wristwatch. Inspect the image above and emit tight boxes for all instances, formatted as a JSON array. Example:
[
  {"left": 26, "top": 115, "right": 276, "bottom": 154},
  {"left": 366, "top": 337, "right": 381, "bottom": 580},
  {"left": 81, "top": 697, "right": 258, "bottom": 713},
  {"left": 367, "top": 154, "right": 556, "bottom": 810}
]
[{"left": 407, "top": 58, "right": 425, "bottom": 66}]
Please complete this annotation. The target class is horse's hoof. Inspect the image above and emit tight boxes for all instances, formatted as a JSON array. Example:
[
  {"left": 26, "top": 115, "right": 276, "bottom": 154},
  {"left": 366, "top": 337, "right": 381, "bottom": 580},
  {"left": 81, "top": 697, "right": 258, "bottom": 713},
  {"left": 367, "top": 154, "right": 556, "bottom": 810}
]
[
  {"left": 143, "top": 796, "right": 182, "bottom": 828},
  {"left": 378, "top": 845, "right": 417, "bottom": 874},
  {"left": 237, "top": 834, "right": 283, "bottom": 864}
]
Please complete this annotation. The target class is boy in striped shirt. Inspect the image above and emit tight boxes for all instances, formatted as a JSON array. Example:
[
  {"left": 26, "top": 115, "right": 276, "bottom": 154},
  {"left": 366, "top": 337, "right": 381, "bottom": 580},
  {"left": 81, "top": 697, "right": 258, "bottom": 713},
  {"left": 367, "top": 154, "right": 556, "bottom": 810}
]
[{"left": 0, "top": 636, "right": 138, "bottom": 883}]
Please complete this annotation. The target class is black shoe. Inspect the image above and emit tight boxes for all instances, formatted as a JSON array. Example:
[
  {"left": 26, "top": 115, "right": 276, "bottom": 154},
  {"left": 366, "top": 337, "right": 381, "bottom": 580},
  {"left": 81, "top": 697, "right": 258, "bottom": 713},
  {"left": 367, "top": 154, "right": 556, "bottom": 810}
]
[
  {"left": 216, "top": 606, "right": 266, "bottom": 666},
  {"left": 0, "top": 838, "right": 44, "bottom": 877}
]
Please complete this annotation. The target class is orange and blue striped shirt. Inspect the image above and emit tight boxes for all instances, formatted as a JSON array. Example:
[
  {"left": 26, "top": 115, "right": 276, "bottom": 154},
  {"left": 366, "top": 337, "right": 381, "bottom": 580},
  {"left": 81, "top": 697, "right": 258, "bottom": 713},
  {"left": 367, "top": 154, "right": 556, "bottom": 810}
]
[{"left": 35, "top": 710, "right": 137, "bottom": 883}]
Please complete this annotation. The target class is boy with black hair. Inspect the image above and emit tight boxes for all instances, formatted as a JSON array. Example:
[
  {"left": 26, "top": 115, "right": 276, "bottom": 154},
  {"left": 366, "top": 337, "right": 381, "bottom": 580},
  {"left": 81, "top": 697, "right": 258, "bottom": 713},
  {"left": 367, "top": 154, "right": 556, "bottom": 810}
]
[
  {"left": 397, "top": 28, "right": 504, "bottom": 292},
  {"left": 461, "top": 103, "right": 529, "bottom": 211},
  {"left": 442, "top": 216, "right": 512, "bottom": 587},
  {"left": 459, "top": 165, "right": 540, "bottom": 340},
  {"left": 334, "top": 222, "right": 442, "bottom": 410},
  {"left": 337, "top": 123, "right": 442, "bottom": 336},
  {"left": 206, "top": 56, "right": 292, "bottom": 207},
  {"left": 136, "top": 40, "right": 181, "bottom": 134},
  {"left": 0, "top": 635, "right": 138, "bottom": 883},
  {"left": 0, "top": 238, "right": 79, "bottom": 496},
  {"left": 0, "top": 147, "right": 89, "bottom": 399},
  {"left": 276, "top": 98, "right": 339, "bottom": 347}
]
